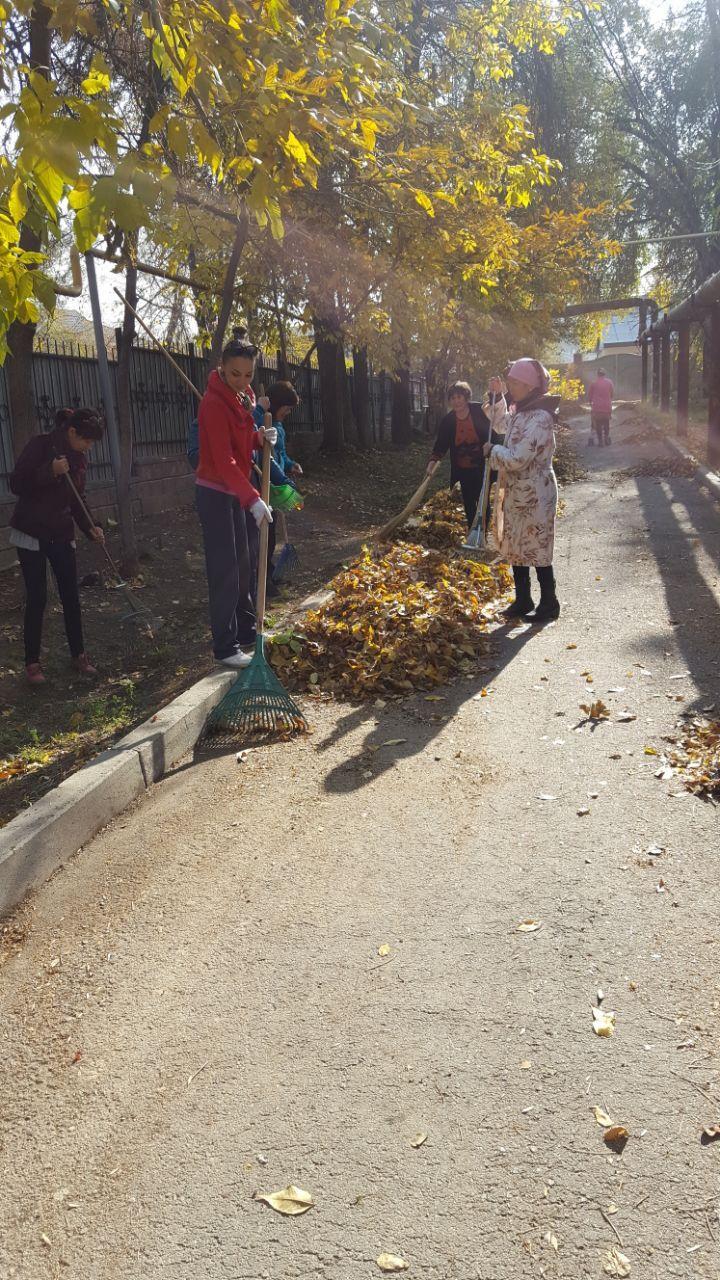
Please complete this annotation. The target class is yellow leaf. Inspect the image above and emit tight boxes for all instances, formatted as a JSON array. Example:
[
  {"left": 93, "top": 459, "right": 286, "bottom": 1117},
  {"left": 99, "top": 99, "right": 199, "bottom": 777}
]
[
  {"left": 377, "top": 1256, "right": 409, "bottom": 1273},
  {"left": 592, "top": 1106, "right": 613, "bottom": 1127},
  {"left": 517, "top": 919, "right": 542, "bottom": 932},
  {"left": 255, "top": 1185, "right": 314, "bottom": 1216},
  {"left": 409, "top": 1132, "right": 427, "bottom": 1148},
  {"left": 285, "top": 131, "right": 308, "bottom": 166},
  {"left": 8, "top": 178, "right": 27, "bottom": 223},
  {"left": 377, "top": 943, "right": 391, "bottom": 957},
  {"left": 414, "top": 190, "right": 435, "bottom": 217},
  {"left": 360, "top": 118, "right": 378, "bottom": 151}
]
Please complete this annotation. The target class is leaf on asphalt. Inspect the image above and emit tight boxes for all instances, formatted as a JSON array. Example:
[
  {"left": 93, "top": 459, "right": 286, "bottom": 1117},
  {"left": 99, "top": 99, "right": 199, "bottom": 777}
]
[
  {"left": 517, "top": 919, "right": 543, "bottom": 932},
  {"left": 592, "top": 1006, "right": 616, "bottom": 1037},
  {"left": 566, "top": 642, "right": 577, "bottom": 650},
  {"left": 644, "top": 745, "right": 658, "bottom": 756},
  {"left": 537, "top": 793, "right": 557, "bottom": 801},
  {"left": 603, "top": 1248, "right": 632, "bottom": 1276},
  {"left": 617, "top": 711, "right": 636, "bottom": 722},
  {"left": 378, "top": 943, "right": 391, "bottom": 956},
  {"left": 410, "top": 1132, "right": 428, "bottom": 1148},
  {"left": 376, "top": 1254, "right": 409, "bottom": 1272},
  {"left": 580, "top": 699, "right": 610, "bottom": 721},
  {"left": 593, "top": 1106, "right": 613, "bottom": 1127},
  {"left": 520, "top": 1059, "right": 532, "bottom": 1070},
  {"left": 544, "top": 1230, "right": 559, "bottom": 1251},
  {"left": 701, "top": 1124, "right": 720, "bottom": 1144},
  {"left": 254, "top": 1185, "right": 315, "bottom": 1216},
  {"left": 382, "top": 739, "right": 408, "bottom": 747},
  {"left": 604, "top": 1125, "right": 630, "bottom": 1152},
  {"left": 577, "top": 805, "right": 590, "bottom": 816},
  {"left": 646, "top": 843, "right": 664, "bottom": 857}
]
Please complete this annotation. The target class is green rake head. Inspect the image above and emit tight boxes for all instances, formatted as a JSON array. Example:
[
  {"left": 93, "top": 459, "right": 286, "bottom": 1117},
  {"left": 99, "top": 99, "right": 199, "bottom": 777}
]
[{"left": 198, "top": 637, "right": 308, "bottom": 750}]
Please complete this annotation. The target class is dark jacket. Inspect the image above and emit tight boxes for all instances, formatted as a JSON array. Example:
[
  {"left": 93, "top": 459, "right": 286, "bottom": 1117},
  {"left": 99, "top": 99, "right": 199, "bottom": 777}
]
[
  {"left": 9, "top": 425, "right": 95, "bottom": 544},
  {"left": 430, "top": 400, "right": 504, "bottom": 486}
]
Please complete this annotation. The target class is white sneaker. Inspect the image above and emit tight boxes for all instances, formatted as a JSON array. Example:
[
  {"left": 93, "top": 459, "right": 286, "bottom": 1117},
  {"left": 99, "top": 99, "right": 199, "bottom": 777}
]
[{"left": 217, "top": 650, "right": 253, "bottom": 669}]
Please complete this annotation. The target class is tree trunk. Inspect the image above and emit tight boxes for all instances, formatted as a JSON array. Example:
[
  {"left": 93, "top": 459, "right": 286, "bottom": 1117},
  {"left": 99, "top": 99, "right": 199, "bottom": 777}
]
[
  {"left": 7, "top": 2, "right": 52, "bottom": 459},
  {"left": 114, "top": 262, "right": 141, "bottom": 576},
  {"left": 209, "top": 212, "right": 249, "bottom": 366},
  {"left": 391, "top": 363, "right": 413, "bottom": 448},
  {"left": 315, "top": 320, "right": 344, "bottom": 453},
  {"left": 353, "top": 346, "right": 371, "bottom": 448},
  {"left": 424, "top": 354, "right": 449, "bottom": 436},
  {"left": 340, "top": 346, "right": 356, "bottom": 444}
]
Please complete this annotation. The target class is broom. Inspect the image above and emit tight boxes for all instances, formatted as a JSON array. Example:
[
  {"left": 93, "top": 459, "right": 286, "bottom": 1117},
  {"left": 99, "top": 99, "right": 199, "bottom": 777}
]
[{"left": 199, "top": 434, "right": 308, "bottom": 746}]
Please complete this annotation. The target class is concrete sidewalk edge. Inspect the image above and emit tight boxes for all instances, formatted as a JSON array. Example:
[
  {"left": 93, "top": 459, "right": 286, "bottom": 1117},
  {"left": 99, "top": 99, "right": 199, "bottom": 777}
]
[{"left": 0, "top": 667, "right": 235, "bottom": 919}]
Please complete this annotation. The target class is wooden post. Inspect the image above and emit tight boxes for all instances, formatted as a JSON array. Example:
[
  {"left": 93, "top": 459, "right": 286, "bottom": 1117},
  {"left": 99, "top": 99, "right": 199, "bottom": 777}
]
[
  {"left": 676, "top": 321, "right": 690, "bottom": 438},
  {"left": 660, "top": 330, "right": 671, "bottom": 412},
  {"left": 652, "top": 334, "right": 661, "bottom": 406},
  {"left": 708, "top": 304, "right": 720, "bottom": 468},
  {"left": 639, "top": 302, "right": 648, "bottom": 402}
]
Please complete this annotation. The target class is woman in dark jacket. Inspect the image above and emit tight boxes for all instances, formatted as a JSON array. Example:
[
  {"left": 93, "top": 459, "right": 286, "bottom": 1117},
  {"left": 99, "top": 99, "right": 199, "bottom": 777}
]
[
  {"left": 9, "top": 407, "right": 106, "bottom": 684},
  {"left": 426, "top": 380, "right": 506, "bottom": 527}
]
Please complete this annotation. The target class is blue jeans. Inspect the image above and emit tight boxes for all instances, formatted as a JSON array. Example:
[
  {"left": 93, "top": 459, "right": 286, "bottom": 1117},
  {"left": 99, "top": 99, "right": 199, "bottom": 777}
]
[{"left": 195, "top": 486, "right": 256, "bottom": 659}]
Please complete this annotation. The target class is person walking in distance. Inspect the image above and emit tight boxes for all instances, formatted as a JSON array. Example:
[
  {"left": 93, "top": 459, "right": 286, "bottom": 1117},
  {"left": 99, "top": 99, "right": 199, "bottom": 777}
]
[{"left": 588, "top": 368, "right": 615, "bottom": 447}]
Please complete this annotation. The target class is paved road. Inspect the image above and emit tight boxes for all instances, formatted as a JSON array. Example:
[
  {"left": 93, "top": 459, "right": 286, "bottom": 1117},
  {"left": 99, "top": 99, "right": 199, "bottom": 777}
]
[{"left": 2, "top": 410, "right": 719, "bottom": 1280}]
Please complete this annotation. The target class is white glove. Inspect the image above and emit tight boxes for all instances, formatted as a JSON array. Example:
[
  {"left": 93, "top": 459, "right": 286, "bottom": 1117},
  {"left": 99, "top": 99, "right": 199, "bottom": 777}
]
[
  {"left": 261, "top": 425, "right": 278, "bottom": 446},
  {"left": 257, "top": 395, "right": 271, "bottom": 411},
  {"left": 250, "top": 498, "right": 273, "bottom": 528}
]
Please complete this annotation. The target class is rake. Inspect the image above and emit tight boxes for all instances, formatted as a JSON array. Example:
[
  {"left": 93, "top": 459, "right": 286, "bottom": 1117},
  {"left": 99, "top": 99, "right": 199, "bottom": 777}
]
[
  {"left": 375, "top": 474, "right": 433, "bottom": 542},
  {"left": 273, "top": 512, "right": 301, "bottom": 582},
  {"left": 199, "top": 437, "right": 308, "bottom": 748},
  {"left": 460, "top": 454, "right": 496, "bottom": 562},
  {"left": 63, "top": 471, "right": 163, "bottom": 639}
]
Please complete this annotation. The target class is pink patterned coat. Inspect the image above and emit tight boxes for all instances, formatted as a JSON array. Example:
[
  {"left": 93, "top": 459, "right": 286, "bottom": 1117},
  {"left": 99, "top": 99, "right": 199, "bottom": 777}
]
[{"left": 488, "top": 402, "right": 558, "bottom": 567}]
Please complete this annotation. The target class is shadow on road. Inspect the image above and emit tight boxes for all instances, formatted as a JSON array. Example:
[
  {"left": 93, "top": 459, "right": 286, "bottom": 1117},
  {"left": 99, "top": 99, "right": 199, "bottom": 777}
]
[
  {"left": 635, "top": 474, "right": 720, "bottom": 711},
  {"left": 320, "top": 619, "right": 540, "bottom": 794}
]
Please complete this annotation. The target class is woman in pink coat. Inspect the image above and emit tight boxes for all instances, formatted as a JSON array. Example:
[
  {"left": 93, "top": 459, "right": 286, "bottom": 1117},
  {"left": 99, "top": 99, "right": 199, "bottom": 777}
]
[{"left": 483, "top": 359, "right": 560, "bottom": 623}]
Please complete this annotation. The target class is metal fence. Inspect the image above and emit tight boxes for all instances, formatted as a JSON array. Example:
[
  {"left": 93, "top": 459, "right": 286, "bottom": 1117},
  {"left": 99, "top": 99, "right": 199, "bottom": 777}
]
[{"left": 0, "top": 338, "right": 427, "bottom": 496}]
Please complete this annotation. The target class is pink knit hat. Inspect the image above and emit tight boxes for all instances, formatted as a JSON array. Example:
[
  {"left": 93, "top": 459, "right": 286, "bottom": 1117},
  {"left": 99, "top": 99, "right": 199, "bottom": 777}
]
[{"left": 507, "top": 358, "right": 550, "bottom": 393}]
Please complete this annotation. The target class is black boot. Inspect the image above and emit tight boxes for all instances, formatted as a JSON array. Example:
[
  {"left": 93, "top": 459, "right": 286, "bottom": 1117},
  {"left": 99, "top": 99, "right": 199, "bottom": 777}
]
[
  {"left": 530, "top": 567, "right": 560, "bottom": 622},
  {"left": 503, "top": 565, "right": 534, "bottom": 619}
]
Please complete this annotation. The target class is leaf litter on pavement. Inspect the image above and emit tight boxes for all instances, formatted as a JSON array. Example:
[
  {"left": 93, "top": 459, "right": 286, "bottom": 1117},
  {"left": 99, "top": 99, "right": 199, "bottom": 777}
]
[
  {"left": 376, "top": 1253, "right": 410, "bottom": 1272},
  {"left": 269, "top": 543, "right": 511, "bottom": 700},
  {"left": 662, "top": 717, "right": 720, "bottom": 798}
]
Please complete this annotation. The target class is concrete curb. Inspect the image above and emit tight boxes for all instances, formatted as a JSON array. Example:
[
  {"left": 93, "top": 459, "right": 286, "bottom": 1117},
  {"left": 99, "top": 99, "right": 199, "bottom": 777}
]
[
  {"left": 0, "top": 668, "right": 234, "bottom": 918},
  {"left": 663, "top": 435, "right": 720, "bottom": 498}
]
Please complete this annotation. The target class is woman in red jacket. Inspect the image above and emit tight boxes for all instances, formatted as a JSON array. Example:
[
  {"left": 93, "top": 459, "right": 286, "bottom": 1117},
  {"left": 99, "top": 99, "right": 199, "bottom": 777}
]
[
  {"left": 196, "top": 337, "right": 276, "bottom": 668},
  {"left": 9, "top": 407, "right": 106, "bottom": 685}
]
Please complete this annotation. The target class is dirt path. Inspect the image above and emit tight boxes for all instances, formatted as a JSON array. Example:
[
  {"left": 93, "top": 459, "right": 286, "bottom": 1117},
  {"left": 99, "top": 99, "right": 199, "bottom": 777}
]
[{"left": 1, "top": 410, "right": 719, "bottom": 1280}]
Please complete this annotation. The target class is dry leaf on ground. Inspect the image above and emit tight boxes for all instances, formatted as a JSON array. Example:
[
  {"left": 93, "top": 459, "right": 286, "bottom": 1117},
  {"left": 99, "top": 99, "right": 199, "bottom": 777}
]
[
  {"left": 254, "top": 1185, "right": 314, "bottom": 1216},
  {"left": 410, "top": 1132, "right": 428, "bottom": 1148},
  {"left": 377, "top": 1254, "right": 409, "bottom": 1272},
  {"left": 517, "top": 920, "right": 543, "bottom": 932},
  {"left": 581, "top": 700, "right": 610, "bottom": 721},
  {"left": 665, "top": 717, "right": 720, "bottom": 798},
  {"left": 617, "top": 711, "right": 636, "bottom": 723},
  {"left": 593, "top": 1106, "right": 613, "bottom": 1127},
  {"left": 701, "top": 1124, "right": 720, "bottom": 1144},
  {"left": 544, "top": 1230, "right": 559, "bottom": 1251},
  {"left": 603, "top": 1247, "right": 632, "bottom": 1276},
  {"left": 378, "top": 944, "right": 391, "bottom": 957},
  {"left": 592, "top": 1006, "right": 616, "bottom": 1037},
  {"left": 604, "top": 1125, "right": 630, "bottom": 1152}
]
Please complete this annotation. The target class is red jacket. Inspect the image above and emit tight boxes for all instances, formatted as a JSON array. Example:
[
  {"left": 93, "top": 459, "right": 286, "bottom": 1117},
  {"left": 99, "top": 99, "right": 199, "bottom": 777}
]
[{"left": 196, "top": 369, "right": 262, "bottom": 507}]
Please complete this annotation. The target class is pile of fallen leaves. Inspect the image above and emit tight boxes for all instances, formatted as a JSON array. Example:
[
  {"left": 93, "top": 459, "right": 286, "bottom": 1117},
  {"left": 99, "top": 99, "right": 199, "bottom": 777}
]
[
  {"left": 396, "top": 488, "right": 467, "bottom": 550},
  {"left": 554, "top": 424, "right": 587, "bottom": 484},
  {"left": 615, "top": 456, "right": 697, "bottom": 480},
  {"left": 270, "top": 542, "right": 511, "bottom": 699},
  {"left": 665, "top": 717, "right": 720, "bottom": 799}
]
